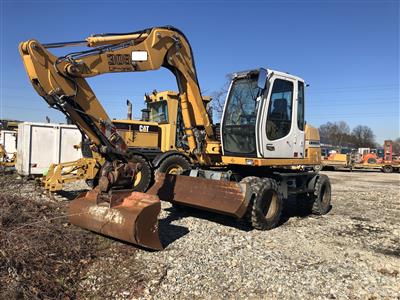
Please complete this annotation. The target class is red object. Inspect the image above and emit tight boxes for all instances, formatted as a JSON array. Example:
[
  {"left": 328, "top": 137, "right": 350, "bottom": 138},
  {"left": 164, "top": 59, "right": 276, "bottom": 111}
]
[{"left": 384, "top": 140, "right": 393, "bottom": 162}]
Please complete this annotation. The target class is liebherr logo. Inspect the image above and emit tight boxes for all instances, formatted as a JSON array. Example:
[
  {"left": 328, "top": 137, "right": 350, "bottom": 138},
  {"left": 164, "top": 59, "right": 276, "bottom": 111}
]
[{"left": 139, "top": 125, "right": 149, "bottom": 132}]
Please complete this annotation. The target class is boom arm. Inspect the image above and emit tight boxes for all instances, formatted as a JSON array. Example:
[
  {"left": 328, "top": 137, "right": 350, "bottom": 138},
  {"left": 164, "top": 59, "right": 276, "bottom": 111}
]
[{"left": 19, "top": 26, "right": 213, "bottom": 162}]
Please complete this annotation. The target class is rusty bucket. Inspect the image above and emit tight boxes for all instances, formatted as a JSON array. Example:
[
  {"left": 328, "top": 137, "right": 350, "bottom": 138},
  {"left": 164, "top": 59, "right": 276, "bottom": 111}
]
[
  {"left": 68, "top": 188, "right": 162, "bottom": 250},
  {"left": 148, "top": 173, "right": 251, "bottom": 218}
]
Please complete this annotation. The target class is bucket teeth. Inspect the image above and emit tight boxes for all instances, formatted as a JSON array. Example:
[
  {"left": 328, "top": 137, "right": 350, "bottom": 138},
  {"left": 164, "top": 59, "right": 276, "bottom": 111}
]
[{"left": 68, "top": 189, "right": 162, "bottom": 250}]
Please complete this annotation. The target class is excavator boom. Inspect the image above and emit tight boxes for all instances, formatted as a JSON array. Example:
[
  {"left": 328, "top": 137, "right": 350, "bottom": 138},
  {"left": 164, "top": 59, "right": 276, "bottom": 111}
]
[{"left": 19, "top": 26, "right": 248, "bottom": 250}]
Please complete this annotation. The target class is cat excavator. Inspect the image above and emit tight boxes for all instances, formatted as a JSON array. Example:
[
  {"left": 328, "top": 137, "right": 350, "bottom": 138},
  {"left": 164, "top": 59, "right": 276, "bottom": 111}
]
[{"left": 19, "top": 26, "right": 331, "bottom": 250}]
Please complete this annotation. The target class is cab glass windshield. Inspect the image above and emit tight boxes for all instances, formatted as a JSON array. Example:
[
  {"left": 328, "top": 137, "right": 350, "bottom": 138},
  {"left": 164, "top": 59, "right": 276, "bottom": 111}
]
[
  {"left": 222, "top": 76, "right": 259, "bottom": 156},
  {"left": 148, "top": 101, "right": 168, "bottom": 123}
]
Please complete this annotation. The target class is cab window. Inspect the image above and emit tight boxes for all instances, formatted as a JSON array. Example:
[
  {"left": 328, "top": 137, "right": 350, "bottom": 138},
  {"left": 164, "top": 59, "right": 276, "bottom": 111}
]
[
  {"left": 266, "top": 79, "right": 293, "bottom": 141},
  {"left": 148, "top": 101, "right": 168, "bottom": 123},
  {"left": 297, "top": 81, "right": 305, "bottom": 131},
  {"left": 222, "top": 76, "right": 259, "bottom": 155}
]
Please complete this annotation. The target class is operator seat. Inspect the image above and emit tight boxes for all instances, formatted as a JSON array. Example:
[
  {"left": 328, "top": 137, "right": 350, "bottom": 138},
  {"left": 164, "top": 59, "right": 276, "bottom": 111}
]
[
  {"left": 271, "top": 98, "right": 289, "bottom": 121},
  {"left": 267, "top": 98, "right": 289, "bottom": 140}
]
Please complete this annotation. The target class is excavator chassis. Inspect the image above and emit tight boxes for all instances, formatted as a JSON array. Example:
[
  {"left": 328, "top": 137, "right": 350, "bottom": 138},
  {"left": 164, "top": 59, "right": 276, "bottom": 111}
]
[{"left": 68, "top": 173, "right": 251, "bottom": 250}]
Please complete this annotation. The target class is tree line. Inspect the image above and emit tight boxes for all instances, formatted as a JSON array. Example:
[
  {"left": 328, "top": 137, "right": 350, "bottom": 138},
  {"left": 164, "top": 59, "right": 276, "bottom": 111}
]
[
  {"left": 319, "top": 121, "right": 400, "bottom": 152},
  {"left": 319, "top": 121, "right": 376, "bottom": 148}
]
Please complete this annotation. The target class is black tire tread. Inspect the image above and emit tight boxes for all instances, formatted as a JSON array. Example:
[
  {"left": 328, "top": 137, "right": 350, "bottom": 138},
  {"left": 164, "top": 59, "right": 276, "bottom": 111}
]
[
  {"left": 311, "top": 174, "right": 331, "bottom": 215},
  {"left": 241, "top": 177, "right": 283, "bottom": 230},
  {"left": 127, "top": 153, "right": 152, "bottom": 192},
  {"left": 156, "top": 154, "right": 191, "bottom": 175},
  {"left": 240, "top": 176, "right": 260, "bottom": 223}
]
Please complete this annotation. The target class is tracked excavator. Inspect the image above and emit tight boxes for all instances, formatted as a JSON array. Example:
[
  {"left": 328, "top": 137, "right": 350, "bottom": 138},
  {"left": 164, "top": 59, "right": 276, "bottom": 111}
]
[{"left": 19, "top": 26, "right": 331, "bottom": 250}]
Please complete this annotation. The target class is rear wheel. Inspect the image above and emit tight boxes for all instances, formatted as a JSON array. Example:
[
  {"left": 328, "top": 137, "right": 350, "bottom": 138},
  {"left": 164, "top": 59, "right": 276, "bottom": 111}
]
[
  {"left": 311, "top": 174, "right": 331, "bottom": 215},
  {"left": 242, "top": 177, "right": 283, "bottom": 230},
  {"left": 382, "top": 165, "right": 393, "bottom": 173}
]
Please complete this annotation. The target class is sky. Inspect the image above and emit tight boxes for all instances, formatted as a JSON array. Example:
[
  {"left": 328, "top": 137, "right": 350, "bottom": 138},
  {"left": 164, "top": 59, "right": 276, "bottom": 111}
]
[{"left": 0, "top": 0, "right": 399, "bottom": 145}]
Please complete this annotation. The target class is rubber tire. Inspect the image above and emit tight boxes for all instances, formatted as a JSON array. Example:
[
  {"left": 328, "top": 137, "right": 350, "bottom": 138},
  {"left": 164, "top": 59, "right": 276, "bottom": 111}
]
[
  {"left": 81, "top": 138, "right": 93, "bottom": 158},
  {"left": 311, "top": 174, "right": 332, "bottom": 215},
  {"left": 241, "top": 177, "right": 283, "bottom": 230},
  {"left": 239, "top": 176, "right": 259, "bottom": 222},
  {"left": 156, "top": 155, "right": 191, "bottom": 211},
  {"left": 127, "top": 153, "right": 152, "bottom": 192},
  {"left": 156, "top": 155, "right": 191, "bottom": 175},
  {"left": 382, "top": 165, "right": 393, "bottom": 173},
  {"left": 313, "top": 164, "right": 322, "bottom": 172}
]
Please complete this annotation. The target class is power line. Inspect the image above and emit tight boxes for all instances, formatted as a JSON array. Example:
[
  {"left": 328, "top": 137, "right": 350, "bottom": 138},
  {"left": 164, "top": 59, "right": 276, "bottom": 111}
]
[
  {"left": 308, "top": 84, "right": 398, "bottom": 91},
  {"left": 307, "top": 100, "right": 399, "bottom": 107}
]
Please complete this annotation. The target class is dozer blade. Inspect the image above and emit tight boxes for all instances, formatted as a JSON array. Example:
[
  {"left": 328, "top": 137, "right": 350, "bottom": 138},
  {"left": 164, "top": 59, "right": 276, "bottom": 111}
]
[
  {"left": 68, "top": 189, "right": 162, "bottom": 250},
  {"left": 148, "top": 173, "right": 251, "bottom": 218}
]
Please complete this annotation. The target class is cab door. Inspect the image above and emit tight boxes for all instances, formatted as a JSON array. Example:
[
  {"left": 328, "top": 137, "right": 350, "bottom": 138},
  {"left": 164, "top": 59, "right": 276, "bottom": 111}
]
[{"left": 258, "top": 75, "right": 305, "bottom": 158}]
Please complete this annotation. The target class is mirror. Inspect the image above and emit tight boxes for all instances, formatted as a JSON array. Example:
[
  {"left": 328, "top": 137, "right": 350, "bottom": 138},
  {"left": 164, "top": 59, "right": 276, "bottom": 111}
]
[{"left": 257, "top": 68, "right": 268, "bottom": 89}]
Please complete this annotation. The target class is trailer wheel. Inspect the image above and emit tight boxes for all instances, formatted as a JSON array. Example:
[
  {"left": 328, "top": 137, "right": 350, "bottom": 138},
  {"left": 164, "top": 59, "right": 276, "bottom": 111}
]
[
  {"left": 244, "top": 177, "right": 283, "bottom": 230},
  {"left": 127, "top": 153, "right": 152, "bottom": 192},
  {"left": 313, "top": 164, "right": 322, "bottom": 172},
  {"left": 311, "top": 174, "right": 331, "bottom": 215},
  {"left": 382, "top": 165, "right": 393, "bottom": 173},
  {"left": 156, "top": 154, "right": 191, "bottom": 175}
]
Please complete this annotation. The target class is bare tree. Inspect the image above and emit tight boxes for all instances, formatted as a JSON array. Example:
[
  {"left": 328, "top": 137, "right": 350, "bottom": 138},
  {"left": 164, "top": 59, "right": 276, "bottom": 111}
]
[
  {"left": 319, "top": 121, "right": 351, "bottom": 147},
  {"left": 351, "top": 125, "right": 376, "bottom": 148},
  {"left": 211, "top": 74, "right": 233, "bottom": 121}
]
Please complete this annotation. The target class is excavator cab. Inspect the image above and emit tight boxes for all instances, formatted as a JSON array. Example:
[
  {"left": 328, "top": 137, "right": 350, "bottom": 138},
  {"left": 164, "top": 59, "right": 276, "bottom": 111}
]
[{"left": 221, "top": 68, "right": 306, "bottom": 159}]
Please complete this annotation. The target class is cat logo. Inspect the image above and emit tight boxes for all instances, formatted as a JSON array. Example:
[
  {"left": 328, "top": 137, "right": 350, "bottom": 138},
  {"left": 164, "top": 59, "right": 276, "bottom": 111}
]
[{"left": 139, "top": 125, "right": 149, "bottom": 132}]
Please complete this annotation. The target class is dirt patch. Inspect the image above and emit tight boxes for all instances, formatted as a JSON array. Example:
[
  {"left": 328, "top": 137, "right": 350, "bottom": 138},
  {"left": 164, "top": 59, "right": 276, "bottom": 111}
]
[
  {"left": 0, "top": 175, "right": 148, "bottom": 299},
  {"left": 0, "top": 193, "right": 97, "bottom": 299}
]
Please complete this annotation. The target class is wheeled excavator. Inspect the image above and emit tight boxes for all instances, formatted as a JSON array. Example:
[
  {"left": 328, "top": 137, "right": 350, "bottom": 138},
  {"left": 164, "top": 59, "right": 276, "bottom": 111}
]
[{"left": 19, "top": 26, "right": 331, "bottom": 250}]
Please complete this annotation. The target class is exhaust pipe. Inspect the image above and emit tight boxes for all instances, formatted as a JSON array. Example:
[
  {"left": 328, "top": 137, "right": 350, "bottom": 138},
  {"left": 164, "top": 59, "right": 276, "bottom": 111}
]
[{"left": 127, "top": 99, "right": 132, "bottom": 120}]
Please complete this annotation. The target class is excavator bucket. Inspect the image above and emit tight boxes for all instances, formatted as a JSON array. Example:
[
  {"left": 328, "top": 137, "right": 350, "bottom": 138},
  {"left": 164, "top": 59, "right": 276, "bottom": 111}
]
[
  {"left": 148, "top": 173, "right": 251, "bottom": 218},
  {"left": 68, "top": 188, "right": 162, "bottom": 250}
]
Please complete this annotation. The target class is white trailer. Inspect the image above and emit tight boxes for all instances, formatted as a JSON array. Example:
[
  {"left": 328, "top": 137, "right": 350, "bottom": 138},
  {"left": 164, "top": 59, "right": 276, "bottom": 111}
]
[
  {"left": 16, "top": 122, "right": 83, "bottom": 176},
  {"left": 0, "top": 130, "right": 17, "bottom": 160}
]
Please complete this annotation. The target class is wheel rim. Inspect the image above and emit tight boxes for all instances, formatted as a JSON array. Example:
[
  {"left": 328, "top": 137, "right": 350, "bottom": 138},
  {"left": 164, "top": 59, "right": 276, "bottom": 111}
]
[
  {"left": 384, "top": 166, "right": 392, "bottom": 173},
  {"left": 134, "top": 171, "right": 142, "bottom": 186},
  {"left": 167, "top": 165, "right": 184, "bottom": 175},
  {"left": 264, "top": 190, "right": 279, "bottom": 219}
]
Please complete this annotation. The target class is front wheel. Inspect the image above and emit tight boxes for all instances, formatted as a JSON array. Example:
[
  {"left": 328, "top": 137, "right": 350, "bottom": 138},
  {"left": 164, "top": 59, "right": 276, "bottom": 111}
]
[
  {"left": 156, "top": 155, "right": 191, "bottom": 211},
  {"left": 155, "top": 154, "right": 191, "bottom": 175},
  {"left": 127, "top": 153, "right": 152, "bottom": 192},
  {"left": 242, "top": 177, "right": 283, "bottom": 230}
]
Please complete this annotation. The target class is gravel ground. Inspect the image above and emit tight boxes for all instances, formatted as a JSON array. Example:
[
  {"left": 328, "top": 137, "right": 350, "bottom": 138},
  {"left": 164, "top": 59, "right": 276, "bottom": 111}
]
[
  {"left": 131, "top": 170, "right": 400, "bottom": 299},
  {"left": 1, "top": 170, "right": 399, "bottom": 299}
]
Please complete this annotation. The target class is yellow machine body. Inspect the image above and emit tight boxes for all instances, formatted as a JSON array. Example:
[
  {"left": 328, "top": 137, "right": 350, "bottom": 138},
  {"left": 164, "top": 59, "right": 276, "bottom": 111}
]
[{"left": 20, "top": 26, "right": 329, "bottom": 251}]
